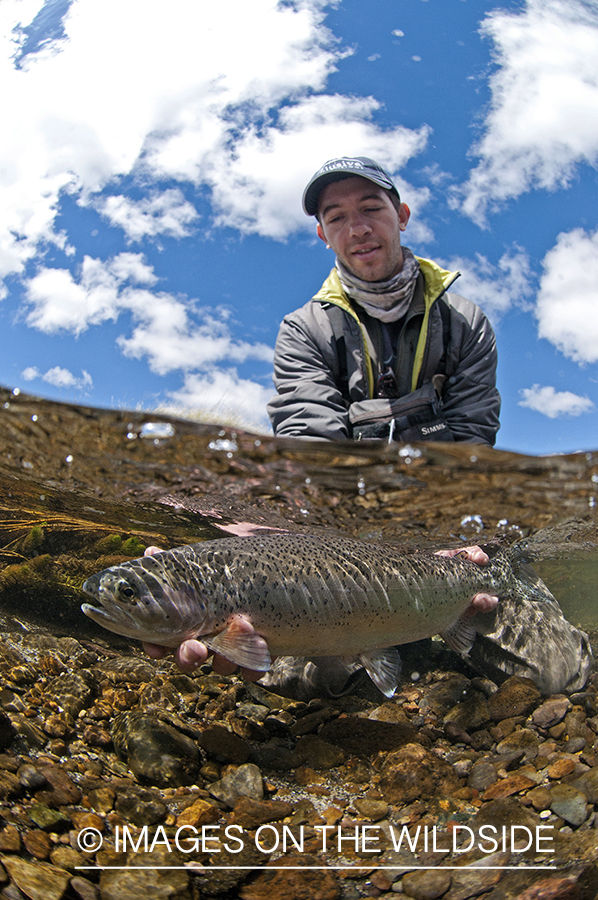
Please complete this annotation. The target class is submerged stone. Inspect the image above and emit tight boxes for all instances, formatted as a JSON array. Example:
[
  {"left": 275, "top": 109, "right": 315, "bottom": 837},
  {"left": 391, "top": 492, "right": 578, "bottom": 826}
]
[{"left": 112, "top": 711, "right": 200, "bottom": 787}]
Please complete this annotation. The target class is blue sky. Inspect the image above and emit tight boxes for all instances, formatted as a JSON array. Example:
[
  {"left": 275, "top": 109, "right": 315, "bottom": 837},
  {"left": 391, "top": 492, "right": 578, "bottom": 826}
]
[{"left": 1, "top": 0, "right": 598, "bottom": 455}]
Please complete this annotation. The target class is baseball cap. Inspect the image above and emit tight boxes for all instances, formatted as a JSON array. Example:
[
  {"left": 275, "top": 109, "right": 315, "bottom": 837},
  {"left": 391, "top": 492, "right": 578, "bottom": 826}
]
[{"left": 302, "top": 156, "right": 400, "bottom": 216}]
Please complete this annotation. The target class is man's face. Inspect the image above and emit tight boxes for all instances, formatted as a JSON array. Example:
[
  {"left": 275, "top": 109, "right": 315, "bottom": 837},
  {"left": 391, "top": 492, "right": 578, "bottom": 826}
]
[{"left": 316, "top": 177, "right": 410, "bottom": 282}]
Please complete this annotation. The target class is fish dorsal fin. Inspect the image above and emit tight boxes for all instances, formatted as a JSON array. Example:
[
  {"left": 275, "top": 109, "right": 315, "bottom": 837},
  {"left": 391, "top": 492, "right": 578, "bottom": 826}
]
[
  {"left": 358, "top": 647, "right": 402, "bottom": 698},
  {"left": 203, "top": 620, "right": 271, "bottom": 671},
  {"left": 440, "top": 613, "right": 477, "bottom": 654}
]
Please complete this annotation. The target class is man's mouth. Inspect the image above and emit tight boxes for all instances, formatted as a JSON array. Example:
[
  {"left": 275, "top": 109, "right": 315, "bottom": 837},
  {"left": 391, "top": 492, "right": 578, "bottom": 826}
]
[{"left": 352, "top": 245, "right": 380, "bottom": 257}]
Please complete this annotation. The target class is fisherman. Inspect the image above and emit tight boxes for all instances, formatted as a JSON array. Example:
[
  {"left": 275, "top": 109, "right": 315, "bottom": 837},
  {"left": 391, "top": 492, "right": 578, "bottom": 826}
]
[{"left": 267, "top": 156, "right": 500, "bottom": 444}]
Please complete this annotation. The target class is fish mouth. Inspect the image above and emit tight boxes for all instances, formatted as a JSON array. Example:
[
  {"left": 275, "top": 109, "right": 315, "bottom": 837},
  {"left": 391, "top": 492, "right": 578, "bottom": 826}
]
[{"left": 81, "top": 575, "right": 139, "bottom": 631}]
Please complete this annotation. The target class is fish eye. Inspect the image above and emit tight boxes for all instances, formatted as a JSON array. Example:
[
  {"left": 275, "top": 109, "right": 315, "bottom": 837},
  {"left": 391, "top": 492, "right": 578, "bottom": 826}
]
[{"left": 117, "top": 581, "right": 138, "bottom": 602}]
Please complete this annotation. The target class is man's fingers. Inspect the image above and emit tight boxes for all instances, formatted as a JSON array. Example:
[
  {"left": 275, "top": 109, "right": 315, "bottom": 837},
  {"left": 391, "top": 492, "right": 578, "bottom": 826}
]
[
  {"left": 174, "top": 640, "right": 209, "bottom": 672},
  {"left": 436, "top": 546, "right": 489, "bottom": 566},
  {"left": 142, "top": 642, "right": 168, "bottom": 659},
  {"left": 471, "top": 592, "right": 499, "bottom": 613}
]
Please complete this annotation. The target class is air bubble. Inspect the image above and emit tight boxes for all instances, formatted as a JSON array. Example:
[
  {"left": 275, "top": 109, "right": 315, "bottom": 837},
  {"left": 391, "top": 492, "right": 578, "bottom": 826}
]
[
  {"left": 460, "top": 514, "right": 484, "bottom": 534},
  {"left": 208, "top": 439, "right": 238, "bottom": 453},
  {"left": 357, "top": 474, "right": 366, "bottom": 496},
  {"left": 65, "top": 455, "right": 74, "bottom": 464},
  {"left": 140, "top": 422, "right": 175, "bottom": 440},
  {"left": 398, "top": 444, "right": 422, "bottom": 459}
]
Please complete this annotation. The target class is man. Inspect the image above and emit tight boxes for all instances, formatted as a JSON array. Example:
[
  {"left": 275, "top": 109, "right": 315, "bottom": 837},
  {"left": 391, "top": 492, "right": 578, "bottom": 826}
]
[{"left": 267, "top": 156, "right": 500, "bottom": 444}]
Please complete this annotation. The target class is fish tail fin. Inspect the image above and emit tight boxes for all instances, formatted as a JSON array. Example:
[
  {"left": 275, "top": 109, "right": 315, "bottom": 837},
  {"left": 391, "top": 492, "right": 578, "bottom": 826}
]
[{"left": 504, "top": 541, "right": 555, "bottom": 603}]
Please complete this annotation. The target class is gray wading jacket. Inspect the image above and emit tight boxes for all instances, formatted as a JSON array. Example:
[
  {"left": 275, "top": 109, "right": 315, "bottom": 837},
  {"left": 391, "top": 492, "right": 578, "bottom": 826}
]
[{"left": 267, "top": 258, "right": 501, "bottom": 444}]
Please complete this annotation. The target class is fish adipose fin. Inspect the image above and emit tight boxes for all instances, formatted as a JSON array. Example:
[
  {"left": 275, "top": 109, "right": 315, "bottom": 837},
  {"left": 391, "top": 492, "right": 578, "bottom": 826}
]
[
  {"left": 440, "top": 614, "right": 477, "bottom": 654},
  {"left": 358, "top": 647, "right": 402, "bottom": 698},
  {"left": 203, "top": 618, "right": 271, "bottom": 671}
]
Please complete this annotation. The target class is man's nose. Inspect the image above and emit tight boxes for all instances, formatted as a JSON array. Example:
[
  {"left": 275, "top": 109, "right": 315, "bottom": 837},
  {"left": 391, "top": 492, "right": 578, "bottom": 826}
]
[{"left": 348, "top": 215, "right": 371, "bottom": 237}]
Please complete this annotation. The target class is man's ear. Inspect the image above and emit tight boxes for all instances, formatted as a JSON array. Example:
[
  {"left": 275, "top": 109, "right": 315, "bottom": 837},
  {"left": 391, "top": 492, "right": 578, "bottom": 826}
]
[
  {"left": 316, "top": 223, "right": 331, "bottom": 248},
  {"left": 399, "top": 203, "right": 411, "bottom": 232}
]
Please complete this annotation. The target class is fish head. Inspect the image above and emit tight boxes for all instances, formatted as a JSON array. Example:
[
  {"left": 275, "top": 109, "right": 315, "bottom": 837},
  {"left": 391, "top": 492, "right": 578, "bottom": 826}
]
[{"left": 81, "top": 557, "right": 210, "bottom": 647}]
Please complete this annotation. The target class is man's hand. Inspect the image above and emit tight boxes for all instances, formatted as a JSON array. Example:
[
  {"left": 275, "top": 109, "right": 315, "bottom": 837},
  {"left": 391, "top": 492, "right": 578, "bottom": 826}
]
[{"left": 435, "top": 545, "right": 499, "bottom": 613}]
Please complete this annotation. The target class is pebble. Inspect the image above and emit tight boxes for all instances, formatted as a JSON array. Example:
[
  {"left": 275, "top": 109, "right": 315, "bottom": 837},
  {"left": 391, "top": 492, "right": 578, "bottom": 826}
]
[
  {"left": 468, "top": 761, "right": 498, "bottom": 792},
  {"left": 238, "top": 854, "right": 340, "bottom": 900},
  {"left": 443, "top": 692, "right": 489, "bottom": 732},
  {"left": 401, "top": 869, "right": 451, "bottom": 900},
  {"left": 21, "top": 830, "right": 52, "bottom": 860},
  {"left": 487, "top": 676, "right": 541, "bottom": 720},
  {"left": 294, "top": 734, "right": 346, "bottom": 769},
  {"left": 229, "top": 796, "right": 294, "bottom": 828},
  {"left": 69, "top": 876, "right": 100, "bottom": 900},
  {"left": 379, "top": 743, "right": 460, "bottom": 803},
  {"left": 112, "top": 710, "right": 200, "bottom": 787},
  {"left": 531, "top": 696, "right": 570, "bottom": 728},
  {"left": 482, "top": 772, "right": 537, "bottom": 801},
  {"left": 113, "top": 786, "right": 168, "bottom": 826},
  {"left": 98, "top": 848, "right": 189, "bottom": 900},
  {"left": 208, "top": 762, "right": 264, "bottom": 806},
  {"left": 318, "top": 716, "right": 417, "bottom": 757},
  {"left": 0, "top": 857, "right": 71, "bottom": 900},
  {"left": 571, "top": 766, "right": 598, "bottom": 803},
  {"left": 549, "top": 783, "right": 589, "bottom": 826},
  {"left": 495, "top": 728, "right": 540, "bottom": 760},
  {"left": 198, "top": 724, "right": 251, "bottom": 763}
]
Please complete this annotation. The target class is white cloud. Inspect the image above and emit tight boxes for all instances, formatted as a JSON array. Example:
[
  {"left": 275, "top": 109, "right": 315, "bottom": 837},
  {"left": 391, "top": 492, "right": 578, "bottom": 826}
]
[
  {"left": 392, "top": 29, "right": 405, "bottom": 37},
  {"left": 21, "top": 364, "right": 93, "bottom": 390},
  {"left": 165, "top": 370, "right": 273, "bottom": 433},
  {"left": 23, "top": 253, "right": 273, "bottom": 375},
  {"left": 535, "top": 227, "right": 598, "bottom": 364},
  {"left": 441, "top": 247, "right": 533, "bottom": 319},
  {"left": 200, "top": 94, "right": 430, "bottom": 239},
  {"left": 518, "top": 384, "right": 594, "bottom": 418},
  {"left": 455, "top": 0, "right": 598, "bottom": 223},
  {"left": 0, "top": 0, "right": 431, "bottom": 293},
  {"left": 94, "top": 189, "right": 199, "bottom": 242}
]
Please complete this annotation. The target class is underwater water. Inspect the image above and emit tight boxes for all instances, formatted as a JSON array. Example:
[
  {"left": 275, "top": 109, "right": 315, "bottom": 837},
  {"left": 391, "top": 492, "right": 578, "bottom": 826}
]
[{"left": 0, "top": 384, "right": 596, "bottom": 649}]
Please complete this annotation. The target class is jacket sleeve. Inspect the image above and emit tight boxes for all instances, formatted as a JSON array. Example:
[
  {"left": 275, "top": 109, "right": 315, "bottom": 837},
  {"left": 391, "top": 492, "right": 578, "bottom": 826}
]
[
  {"left": 267, "top": 307, "right": 352, "bottom": 440},
  {"left": 440, "top": 294, "right": 501, "bottom": 446}
]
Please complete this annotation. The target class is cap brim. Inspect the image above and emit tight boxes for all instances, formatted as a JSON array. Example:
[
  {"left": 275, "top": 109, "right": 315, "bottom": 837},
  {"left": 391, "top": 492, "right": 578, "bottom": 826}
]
[{"left": 302, "top": 171, "right": 398, "bottom": 216}]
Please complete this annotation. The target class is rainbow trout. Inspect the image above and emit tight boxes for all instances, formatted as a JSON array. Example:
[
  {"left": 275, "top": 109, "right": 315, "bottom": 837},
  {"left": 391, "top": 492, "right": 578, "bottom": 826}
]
[{"left": 81, "top": 534, "right": 549, "bottom": 696}]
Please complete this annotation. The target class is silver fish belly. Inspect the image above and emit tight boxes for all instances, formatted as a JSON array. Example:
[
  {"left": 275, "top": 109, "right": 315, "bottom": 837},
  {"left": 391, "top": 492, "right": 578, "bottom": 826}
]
[{"left": 81, "top": 534, "right": 547, "bottom": 696}]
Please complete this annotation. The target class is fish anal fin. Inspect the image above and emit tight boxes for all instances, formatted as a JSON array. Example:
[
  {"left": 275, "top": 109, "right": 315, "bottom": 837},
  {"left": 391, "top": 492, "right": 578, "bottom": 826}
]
[
  {"left": 441, "top": 614, "right": 477, "bottom": 654},
  {"left": 358, "top": 647, "right": 402, "bottom": 698},
  {"left": 203, "top": 617, "right": 271, "bottom": 671}
]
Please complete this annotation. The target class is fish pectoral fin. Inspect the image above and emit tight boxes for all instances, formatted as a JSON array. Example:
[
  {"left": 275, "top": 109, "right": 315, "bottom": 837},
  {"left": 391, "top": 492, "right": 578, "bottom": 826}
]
[
  {"left": 440, "top": 613, "right": 477, "bottom": 654},
  {"left": 358, "top": 647, "right": 401, "bottom": 698},
  {"left": 203, "top": 620, "right": 271, "bottom": 671}
]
